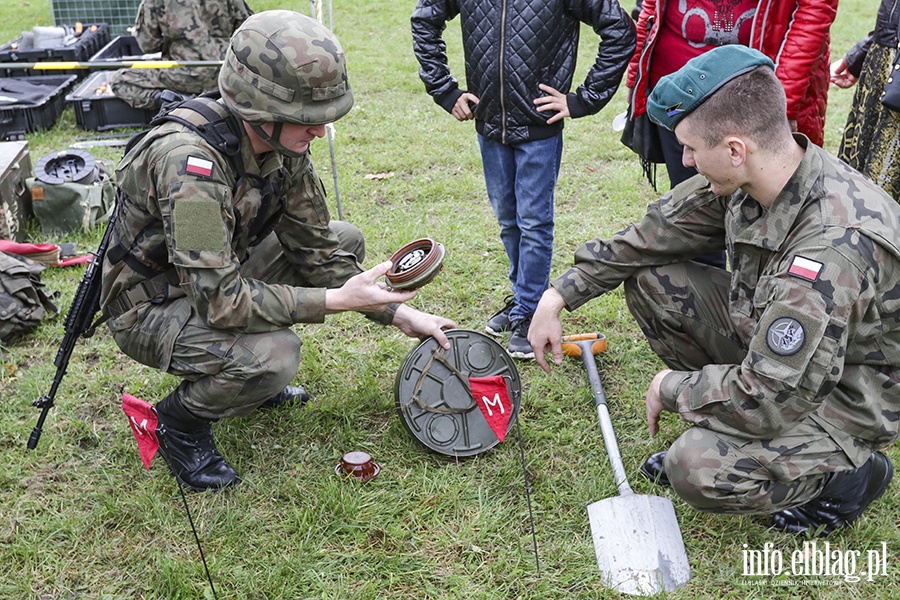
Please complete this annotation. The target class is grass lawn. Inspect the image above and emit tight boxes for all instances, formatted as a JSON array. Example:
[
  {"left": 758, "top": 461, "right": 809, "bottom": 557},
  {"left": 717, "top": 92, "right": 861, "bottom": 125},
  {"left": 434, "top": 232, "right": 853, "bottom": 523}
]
[{"left": 0, "top": 0, "right": 896, "bottom": 598}]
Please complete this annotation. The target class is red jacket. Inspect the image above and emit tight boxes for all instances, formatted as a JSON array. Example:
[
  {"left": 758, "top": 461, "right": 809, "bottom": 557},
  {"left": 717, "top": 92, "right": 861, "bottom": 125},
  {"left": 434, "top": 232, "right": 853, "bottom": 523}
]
[{"left": 627, "top": 0, "right": 837, "bottom": 146}]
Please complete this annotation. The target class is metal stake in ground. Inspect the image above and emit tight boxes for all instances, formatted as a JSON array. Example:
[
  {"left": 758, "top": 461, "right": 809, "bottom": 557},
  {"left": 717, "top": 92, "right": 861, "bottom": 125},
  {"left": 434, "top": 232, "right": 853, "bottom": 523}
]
[
  {"left": 561, "top": 332, "right": 691, "bottom": 596},
  {"left": 514, "top": 415, "right": 540, "bottom": 574},
  {"left": 157, "top": 442, "right": 219, "bottom": 600},
  {"left": 310, "top": 0, "right": 344, "bottom": 219},
  {"left": 325, "top": 123, "right": 343, "bottom": 220}
]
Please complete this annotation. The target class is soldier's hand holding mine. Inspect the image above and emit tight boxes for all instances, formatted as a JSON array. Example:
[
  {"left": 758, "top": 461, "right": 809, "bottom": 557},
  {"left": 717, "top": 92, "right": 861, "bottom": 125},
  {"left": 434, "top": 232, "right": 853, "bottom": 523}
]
[{"left": 325, "top": 261, "right": 417, "bottom": 314}]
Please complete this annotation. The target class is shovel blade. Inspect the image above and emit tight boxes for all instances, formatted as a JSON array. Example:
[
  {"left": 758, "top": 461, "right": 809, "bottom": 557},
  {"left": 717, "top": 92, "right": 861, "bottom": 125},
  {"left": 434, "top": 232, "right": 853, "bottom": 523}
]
[{"left": 588, "top": 493, "right": 690, "bottom": 596}]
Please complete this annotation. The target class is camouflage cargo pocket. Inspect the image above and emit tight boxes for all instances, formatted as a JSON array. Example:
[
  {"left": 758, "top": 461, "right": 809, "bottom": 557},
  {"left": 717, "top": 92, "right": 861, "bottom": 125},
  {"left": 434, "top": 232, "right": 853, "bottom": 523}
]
[{"left": 107, "top": 296, "right": 192, "bottom": 371}]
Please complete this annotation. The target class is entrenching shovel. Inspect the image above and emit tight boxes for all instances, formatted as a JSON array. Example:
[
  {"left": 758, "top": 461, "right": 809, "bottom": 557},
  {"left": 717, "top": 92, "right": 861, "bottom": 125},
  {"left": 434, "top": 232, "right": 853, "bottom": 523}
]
[{"left": 561, "top": 332, "right": 691, "bottom": 596}]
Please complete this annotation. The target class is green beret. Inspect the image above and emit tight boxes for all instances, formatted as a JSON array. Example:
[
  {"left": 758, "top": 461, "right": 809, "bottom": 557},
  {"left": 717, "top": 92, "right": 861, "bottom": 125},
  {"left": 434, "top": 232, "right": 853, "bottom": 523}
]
[{"left": 647, "top": 45, "right": 775, "bottom": 131}]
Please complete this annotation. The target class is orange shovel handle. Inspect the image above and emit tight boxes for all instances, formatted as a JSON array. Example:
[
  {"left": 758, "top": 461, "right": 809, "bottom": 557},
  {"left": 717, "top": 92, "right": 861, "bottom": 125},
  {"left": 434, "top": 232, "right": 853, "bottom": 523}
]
[{"left": 560, "top": 332, "right": 607, "bottom": 357}]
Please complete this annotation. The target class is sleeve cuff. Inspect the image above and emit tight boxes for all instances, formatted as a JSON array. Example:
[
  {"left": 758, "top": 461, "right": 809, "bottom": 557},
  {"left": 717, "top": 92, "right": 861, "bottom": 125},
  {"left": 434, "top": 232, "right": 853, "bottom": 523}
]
[
  {"left": 567, "top": 93, "right": 588, "bottom": 119},
  {"left": 437, "top": 89, "right": 464, "bottom": 114},
  {"left": 364, "top": 302, "right": 399, "bottom": 326},
  {"left": 550, "top": 269, "right": 593, "bottom": 311},
  {"left": 294, "top": 288, "right": 328, "bottom": 323},
  {"left": 659, "top": 370, "right": 694, "bottom": 412}
]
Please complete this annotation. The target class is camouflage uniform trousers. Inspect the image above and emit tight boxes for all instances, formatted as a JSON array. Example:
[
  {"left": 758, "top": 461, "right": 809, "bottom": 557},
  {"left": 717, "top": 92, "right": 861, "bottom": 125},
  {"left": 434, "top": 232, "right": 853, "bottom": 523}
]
[
  {"left": 109, "top": 221, "right": 364, "bottom": 420},
  {"left": 108, "top": 67, "right": 222, "bottom": 110},
  {"left": 623, "top": 262, "right": 866, "bottom": 514}
]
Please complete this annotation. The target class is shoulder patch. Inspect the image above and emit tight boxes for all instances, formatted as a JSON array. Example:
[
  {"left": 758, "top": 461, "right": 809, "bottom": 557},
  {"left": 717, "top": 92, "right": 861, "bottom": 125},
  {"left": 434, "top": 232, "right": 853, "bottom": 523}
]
[
  {"left": 787, "top": 255, "right": 823, "bottom": 282},
  {"left": 185, "top": 156, "right": 215, "bottom": 179},
  {"left": 766, "top": 317, "right": 805, "bottom": 356}
]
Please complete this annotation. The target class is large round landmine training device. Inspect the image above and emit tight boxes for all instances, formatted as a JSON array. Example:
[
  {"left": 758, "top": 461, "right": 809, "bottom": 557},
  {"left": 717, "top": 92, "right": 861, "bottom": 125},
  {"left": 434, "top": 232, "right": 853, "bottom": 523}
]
[
  {"left": 395, "top": 329, "right": 522, "bottom": 457},
  {"left": 385, "top": 238, "right": 446, "bottom": 290},
  {"left": 34, "top": 149, "right": 100, "bottom": 185}
]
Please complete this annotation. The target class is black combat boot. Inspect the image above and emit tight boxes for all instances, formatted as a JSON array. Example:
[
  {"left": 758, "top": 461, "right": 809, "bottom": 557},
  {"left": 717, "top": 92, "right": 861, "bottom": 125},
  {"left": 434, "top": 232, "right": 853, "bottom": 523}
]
[
  {"left": 640, "top": 451, "right": 672, "bottom": 486},
  {"left": 155, "top": 394, "right": 240, "bottom": 492},
  {"left": 256, "top": 386, "right": 311, "bottom": 411},
  {"left": 771, "top": 452, "right": 893, "bottom": 536}
]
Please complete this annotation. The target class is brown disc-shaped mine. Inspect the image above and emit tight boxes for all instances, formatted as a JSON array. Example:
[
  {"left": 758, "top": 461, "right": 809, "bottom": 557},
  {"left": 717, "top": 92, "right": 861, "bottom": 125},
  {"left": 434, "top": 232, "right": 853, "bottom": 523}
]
[
  {"left": 335, "top": 451, "right": 381, "bottom": 482},
  {"left": 386, "top": 238, "right": 445, "bottom": 290}
]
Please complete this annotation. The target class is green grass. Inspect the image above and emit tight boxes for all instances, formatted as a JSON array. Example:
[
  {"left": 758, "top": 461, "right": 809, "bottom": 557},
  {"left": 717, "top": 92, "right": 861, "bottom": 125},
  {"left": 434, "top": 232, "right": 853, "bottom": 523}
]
[{"left": 1, "top": 0, "right": 897, "bottom": 598}]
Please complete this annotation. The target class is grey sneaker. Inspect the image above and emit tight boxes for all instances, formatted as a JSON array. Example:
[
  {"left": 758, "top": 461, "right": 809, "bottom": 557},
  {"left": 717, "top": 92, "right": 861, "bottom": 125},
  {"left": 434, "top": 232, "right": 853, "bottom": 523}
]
[
  {"left": 485, "top": 295, "right": 515, "bottom": 337},
  {"left": 507, "top": 315, "right": 534, "bottom": 359}
]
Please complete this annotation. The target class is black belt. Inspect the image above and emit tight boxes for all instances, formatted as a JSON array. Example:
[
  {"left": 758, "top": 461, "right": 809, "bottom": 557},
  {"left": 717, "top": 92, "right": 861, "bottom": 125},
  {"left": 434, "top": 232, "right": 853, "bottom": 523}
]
[{"left": 105, "top": 275, "right": 175, "bottom": 319}]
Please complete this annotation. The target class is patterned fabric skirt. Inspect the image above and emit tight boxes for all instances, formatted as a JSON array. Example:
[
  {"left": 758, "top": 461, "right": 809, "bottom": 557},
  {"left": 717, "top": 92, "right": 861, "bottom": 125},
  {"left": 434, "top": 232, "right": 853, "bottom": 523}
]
[{"left": 839, "top": 43, "right": 900, "bottom": 202}]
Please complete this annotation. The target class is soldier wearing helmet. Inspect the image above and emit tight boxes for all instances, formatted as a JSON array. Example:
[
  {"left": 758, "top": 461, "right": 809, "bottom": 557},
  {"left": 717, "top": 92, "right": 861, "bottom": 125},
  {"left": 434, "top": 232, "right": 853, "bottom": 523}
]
[{"left": 100, "top": 11, "right": 456, "bottom": 492}]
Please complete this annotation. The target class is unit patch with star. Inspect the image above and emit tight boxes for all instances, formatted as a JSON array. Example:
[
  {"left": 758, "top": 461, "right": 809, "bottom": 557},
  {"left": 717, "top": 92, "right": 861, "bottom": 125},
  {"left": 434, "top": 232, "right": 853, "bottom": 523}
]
[{"left": 766, "top": 316, "right": 806, "bottom": 356}]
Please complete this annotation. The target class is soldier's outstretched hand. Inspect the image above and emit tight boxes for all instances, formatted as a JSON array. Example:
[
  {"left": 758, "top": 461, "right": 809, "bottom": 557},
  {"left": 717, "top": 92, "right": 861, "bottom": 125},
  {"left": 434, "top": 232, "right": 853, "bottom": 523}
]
[
  {"left": 326, "top": 261, "right": 417, "bottom": 314},
  {"left": 392, "top": 305, "right": 457, "bottom": 348},
  {"left": 529, "top": 288, "right": 566, "bottom": 373}
]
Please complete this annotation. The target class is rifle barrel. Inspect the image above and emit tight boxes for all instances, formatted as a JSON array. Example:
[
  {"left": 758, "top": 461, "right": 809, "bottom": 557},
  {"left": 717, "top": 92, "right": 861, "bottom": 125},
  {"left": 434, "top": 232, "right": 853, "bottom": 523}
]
[{"left": 28, "top": 211, "right": 118, "bottom": 450}]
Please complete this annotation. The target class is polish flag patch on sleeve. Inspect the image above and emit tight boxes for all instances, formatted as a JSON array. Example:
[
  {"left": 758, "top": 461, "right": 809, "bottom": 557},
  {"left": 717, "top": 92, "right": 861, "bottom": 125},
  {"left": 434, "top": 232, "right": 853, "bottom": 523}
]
[
  {"left": 788, "top": 255, "right": 824, "bottom": 282},
  {"left": 185, "top": 156, "right": 214, "bottom": 178}
]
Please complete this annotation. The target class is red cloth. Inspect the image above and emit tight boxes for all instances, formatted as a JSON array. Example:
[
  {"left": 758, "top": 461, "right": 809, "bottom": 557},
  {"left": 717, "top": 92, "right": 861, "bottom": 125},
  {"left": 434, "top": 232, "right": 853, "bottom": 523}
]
[
  {"left": 122, "top": 393, "right": 159, "bottom": 469},
  {"left": 469, "top": 376, "right": 513, "bottom": 442},
  {"left": 0, "top": 240, "right": 93, "bottom": 267},
  {"left": 57, "top": 255, "right": 93, "bottom": 267},
  {"left": 0, "top": 240, "right": 58, "bottom": 255}
]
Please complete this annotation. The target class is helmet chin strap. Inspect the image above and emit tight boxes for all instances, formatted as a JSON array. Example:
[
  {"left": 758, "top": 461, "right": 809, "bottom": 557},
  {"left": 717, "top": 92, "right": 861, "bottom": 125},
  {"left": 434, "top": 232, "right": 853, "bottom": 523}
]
[{"left": 249, "top": 122, "right": 308, "bottom": 158}]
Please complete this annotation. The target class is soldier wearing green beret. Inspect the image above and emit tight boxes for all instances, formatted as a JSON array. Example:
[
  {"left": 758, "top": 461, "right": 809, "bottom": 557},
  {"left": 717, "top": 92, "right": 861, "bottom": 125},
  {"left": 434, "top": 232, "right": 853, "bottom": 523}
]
[
  {"left": 529, "top": 45, "right": 895, "bottom": 534},
  {"left": 100, "top": 11, "right": 456, "bottom": 492}
]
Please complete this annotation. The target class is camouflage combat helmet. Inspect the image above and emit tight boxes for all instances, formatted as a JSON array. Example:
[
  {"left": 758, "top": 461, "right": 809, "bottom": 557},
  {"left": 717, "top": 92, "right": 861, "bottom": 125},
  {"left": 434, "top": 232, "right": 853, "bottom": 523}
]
[{"left": 218, "top": 10, "right": 353, "bottom": 129}]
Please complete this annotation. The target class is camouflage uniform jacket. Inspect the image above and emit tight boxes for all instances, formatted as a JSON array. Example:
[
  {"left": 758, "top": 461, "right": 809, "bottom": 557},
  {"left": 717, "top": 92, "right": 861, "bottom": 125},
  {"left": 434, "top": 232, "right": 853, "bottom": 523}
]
[
  {"left": 134, "top": 0, "right": 251, "bottom": 61},
  {"left": 552, "top": 135, "right": 900, "bottom": 456},
  {"left": 100, "top": 100, "right": 364, "bottom": 332}
]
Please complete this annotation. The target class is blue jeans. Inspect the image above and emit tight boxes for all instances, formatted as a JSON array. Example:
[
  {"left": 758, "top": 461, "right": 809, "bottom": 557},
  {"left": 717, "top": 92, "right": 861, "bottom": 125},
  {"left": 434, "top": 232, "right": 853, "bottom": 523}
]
[{"left": 478, "top": 133, "right": 563, "bottom": 322}]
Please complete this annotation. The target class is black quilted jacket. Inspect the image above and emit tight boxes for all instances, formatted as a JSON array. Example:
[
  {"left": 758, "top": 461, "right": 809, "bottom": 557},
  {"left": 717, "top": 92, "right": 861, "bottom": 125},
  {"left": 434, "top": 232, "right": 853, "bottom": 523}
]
[{"left": 411, "top": 0, "right": 636, "bottom": 144}]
